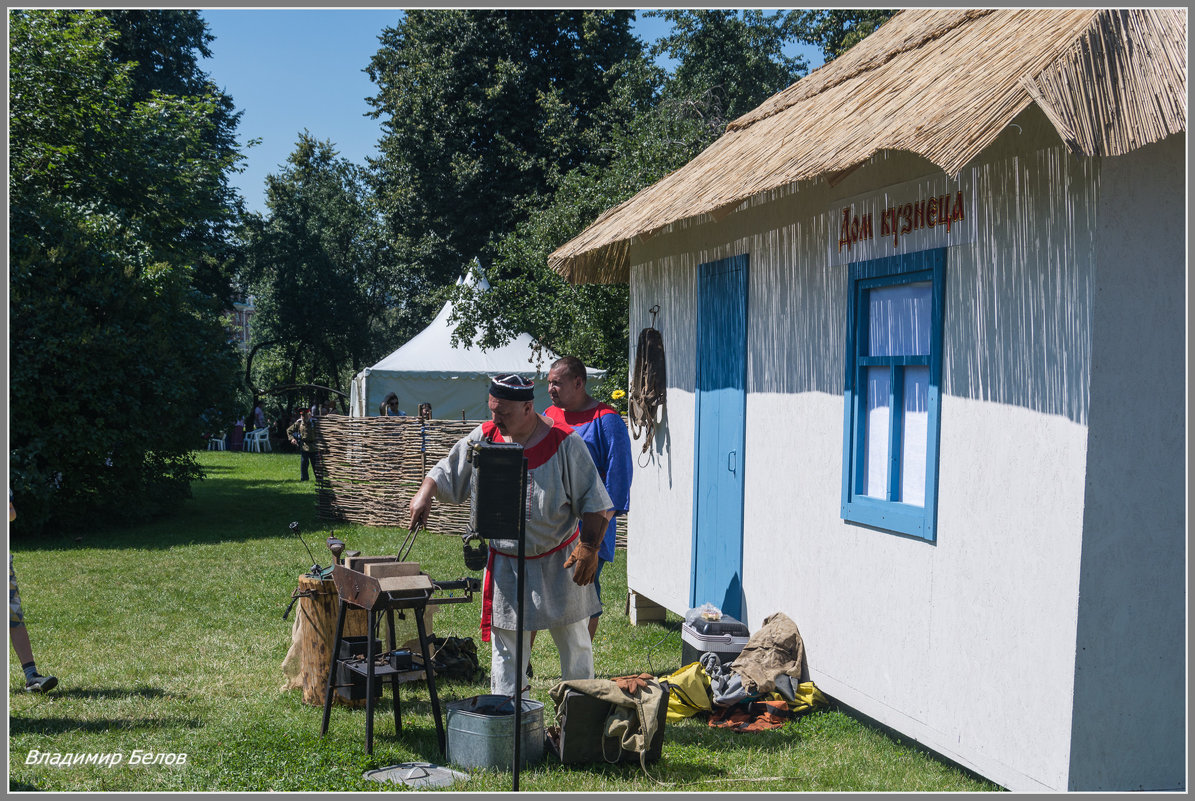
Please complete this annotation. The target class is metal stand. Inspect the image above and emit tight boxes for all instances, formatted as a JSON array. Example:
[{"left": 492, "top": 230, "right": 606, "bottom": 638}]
[
  {"left": 466, "top": 440, "right": 530, "bottom": 792},
  {"left": 319, "top": 567, "right": 445, "bottom": 755}
]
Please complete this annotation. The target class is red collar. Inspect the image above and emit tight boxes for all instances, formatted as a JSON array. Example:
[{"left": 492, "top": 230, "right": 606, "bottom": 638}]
[
  {"left": 544, "top": 402, "right": 619, "bottom": 428},
  {"left": 480, "top": 419, "right": 572, "bottom": 470}
]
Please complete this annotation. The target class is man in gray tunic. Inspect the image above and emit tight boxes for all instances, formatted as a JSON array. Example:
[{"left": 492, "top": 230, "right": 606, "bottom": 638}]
[{"left": 409, "top": 374, "right": 613, "bottom": 697}]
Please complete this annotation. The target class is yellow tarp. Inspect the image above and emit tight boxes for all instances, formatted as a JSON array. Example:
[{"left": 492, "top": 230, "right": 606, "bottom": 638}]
[
  {"left": 764, "top": 681, "right": 829, "bottom": 714},
  {"left": 661, "top": 662, "right": 829, "bottom": 723},
  {"left": 660, "top": 661, "right": 712, "bottom": 722}
]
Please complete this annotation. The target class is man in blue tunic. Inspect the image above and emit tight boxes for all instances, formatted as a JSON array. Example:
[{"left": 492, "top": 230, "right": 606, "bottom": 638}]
[{"left": 545, "top": 356, "right": 633, "bottom": 639}]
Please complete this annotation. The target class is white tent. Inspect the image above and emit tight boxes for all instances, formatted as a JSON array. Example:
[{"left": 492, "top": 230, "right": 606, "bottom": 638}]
[{"left": 349, "top": 272, "right": 602, "bottom": 419}]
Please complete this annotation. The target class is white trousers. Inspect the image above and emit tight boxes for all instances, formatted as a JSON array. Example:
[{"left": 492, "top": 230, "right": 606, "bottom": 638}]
[{"left": 490, "top": 619, "right": 593, "bottom": 697}]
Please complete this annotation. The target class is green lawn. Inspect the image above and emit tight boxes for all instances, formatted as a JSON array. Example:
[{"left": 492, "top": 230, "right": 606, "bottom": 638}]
[{"left": 8, "top": 451, "right": 1000, "bottom": 792}]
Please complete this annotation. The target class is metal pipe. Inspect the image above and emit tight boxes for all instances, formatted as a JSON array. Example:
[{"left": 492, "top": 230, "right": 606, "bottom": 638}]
[
  {"left": 512, "top": 455, "right": 528, "bottom": 791},
  {"left": 290, "top": 521, "right": 322, "bottom": 575}
]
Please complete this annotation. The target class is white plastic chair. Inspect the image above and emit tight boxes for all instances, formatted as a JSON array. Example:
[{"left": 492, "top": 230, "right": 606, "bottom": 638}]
[
  {"left": 244, "top": 428, "right": 263, "bottom": 452},
  {"left": 207, "top": 434, "right": 226, "bottom": 451},
  {"left": 245, "top": 428, "right": 272, "bottom": 453}
]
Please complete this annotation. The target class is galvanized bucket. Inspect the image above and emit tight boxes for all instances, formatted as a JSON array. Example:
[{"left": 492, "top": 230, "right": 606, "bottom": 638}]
[{"left": 445, "top": 695, "right": 545, "bottom": 771}]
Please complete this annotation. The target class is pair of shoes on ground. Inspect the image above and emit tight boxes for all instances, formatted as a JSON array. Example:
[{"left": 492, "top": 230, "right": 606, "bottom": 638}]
[{"left": 25, "top": 673, "right": 58, "bottom": 693}]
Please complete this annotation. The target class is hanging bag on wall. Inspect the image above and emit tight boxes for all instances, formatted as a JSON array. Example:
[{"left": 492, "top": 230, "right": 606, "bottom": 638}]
[{"left": 628, "top": 325, "right": 666, "bottom": 453}]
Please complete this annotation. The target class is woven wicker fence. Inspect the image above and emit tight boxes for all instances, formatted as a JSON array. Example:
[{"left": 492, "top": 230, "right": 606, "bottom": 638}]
[
  {"left": 311, "top": 416, "right": 479, "bottom": 532},
  {"left": 311, "top": 415, "right": 629, "bottom": 547}
]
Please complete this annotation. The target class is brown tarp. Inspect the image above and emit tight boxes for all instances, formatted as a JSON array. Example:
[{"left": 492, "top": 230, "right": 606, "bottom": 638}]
[{"left": 727, "top": 611, "right": 809, "bottom": 695}]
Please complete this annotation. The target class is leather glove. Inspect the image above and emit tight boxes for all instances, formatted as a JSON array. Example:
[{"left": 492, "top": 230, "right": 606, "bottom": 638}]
[
  {"left": 562, "top": 542, "right": 600, "bottom": 585},
  {"left": 613, "top": 673, "right": 654, "bottom": 696}
]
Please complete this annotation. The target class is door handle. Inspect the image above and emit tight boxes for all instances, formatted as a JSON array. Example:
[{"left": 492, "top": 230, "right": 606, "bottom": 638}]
[{"left": 727, "top": 450, "right": 736, "bottom": 474}]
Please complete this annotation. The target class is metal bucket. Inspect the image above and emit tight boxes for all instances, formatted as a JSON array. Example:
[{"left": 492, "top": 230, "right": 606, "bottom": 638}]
[{"left": 445, "top": 694, "right": 545, "bottom": 771}]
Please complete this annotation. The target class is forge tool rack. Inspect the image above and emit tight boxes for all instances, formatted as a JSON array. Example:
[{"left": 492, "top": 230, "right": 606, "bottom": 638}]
[{"left": 319, "top": 562, "right": 477, "bottom": 755}]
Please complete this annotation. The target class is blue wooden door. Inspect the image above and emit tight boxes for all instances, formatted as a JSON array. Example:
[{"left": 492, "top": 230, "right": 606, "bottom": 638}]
[{"left": 691, "top": 254, "right": 748, "bottom": 619}]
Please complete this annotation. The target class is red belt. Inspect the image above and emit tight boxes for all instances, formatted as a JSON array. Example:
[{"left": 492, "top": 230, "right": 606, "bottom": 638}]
[{"left": 480, "top": 531, "right": 579, "bottom": 642}]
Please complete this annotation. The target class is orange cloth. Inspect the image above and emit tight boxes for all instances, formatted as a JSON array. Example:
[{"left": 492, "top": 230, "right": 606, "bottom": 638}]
[{"left": 708, "top": 699, "right": 791, "bottom": 733}]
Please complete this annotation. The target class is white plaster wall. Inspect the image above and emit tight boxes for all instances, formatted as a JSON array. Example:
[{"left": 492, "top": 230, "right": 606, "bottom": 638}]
[
  {"left": 625, "top": 257, "right": 697, "bottom": 613},
  {"left": 1067, "top": 134, "right": 1186, "bottom": 791},
  {"left": 624, "top": 107, "right": 1123, "bottom": 790},
  {"left": 743, "top": 394, "right": 1088, "bottom": 791}
]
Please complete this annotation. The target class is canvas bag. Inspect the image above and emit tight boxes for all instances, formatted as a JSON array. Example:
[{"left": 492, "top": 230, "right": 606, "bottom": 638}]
[
  {"left": 547, "top": 677, "right": 669, "bottom": 767},
  {"left": 401, "top": 634, "right": 482, "bottom": 683}
]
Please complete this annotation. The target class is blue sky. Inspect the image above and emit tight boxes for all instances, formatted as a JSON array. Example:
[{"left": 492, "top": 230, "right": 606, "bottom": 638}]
[{"left": 199, "top": 9, "right": 823, "bottom": 216}]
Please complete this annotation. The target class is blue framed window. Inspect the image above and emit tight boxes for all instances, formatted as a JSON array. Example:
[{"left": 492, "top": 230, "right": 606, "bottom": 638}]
[{"left": 841, "top": 248, "right": 945, "bottom": 541}]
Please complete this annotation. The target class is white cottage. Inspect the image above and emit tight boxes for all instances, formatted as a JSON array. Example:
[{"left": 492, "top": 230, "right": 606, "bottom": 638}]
[{"left": 550, "top": 9, "right": 1186, "bottom": 792}]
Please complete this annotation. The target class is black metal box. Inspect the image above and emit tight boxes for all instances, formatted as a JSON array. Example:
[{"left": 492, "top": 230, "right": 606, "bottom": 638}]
[
  {"left": 337, "top": 635, "right": 382, "bottom": 661},
  {"left": 387, "top": 649, "right": 412, "bottom": 672},
  {"left": 336, "top": 659, "right": 384, "bottom": 701},
  {"left": 468, "top": 441, "right": 525, "bottom": 540}
]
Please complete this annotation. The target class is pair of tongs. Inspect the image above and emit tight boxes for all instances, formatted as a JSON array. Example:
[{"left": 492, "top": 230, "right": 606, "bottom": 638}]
[{"left": 397, "top": 520, "right": 423, "bottom": 563}]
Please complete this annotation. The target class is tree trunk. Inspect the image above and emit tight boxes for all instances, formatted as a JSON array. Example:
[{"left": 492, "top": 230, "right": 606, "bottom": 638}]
[{"left": 282, "top": 574, "right": 370, "bottom": 707}]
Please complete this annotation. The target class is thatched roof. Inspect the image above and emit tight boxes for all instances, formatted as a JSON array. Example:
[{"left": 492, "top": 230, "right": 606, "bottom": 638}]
[{"left": 550, "top": 8, "right": 1186, "bottom": 284}]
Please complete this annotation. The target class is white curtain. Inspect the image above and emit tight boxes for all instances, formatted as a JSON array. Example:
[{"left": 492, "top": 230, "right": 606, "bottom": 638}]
[
  {"left": 900, "top": 367, "right": 929, "bottom": 507},
  {"left": 862, "top": 281, "right": 932, "bottom": 504},
  {"left": 863, "top": 367, "right": 891, "bottom": 498},
  {"left": 868, "top": 282, "right": 931, "bottom": 357}
]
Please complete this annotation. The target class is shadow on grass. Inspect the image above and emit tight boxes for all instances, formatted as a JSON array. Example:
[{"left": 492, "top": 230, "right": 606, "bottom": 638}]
[
  {"left": 324, "top": 687, "right": 809, "bottom": 781},
  {"left": 43, "top": 685, "right": 187, "bottom": 702},
  {"left": 13, "top": 475, "right": 324, "bottom": 552},
  {"left": 637, "top": 618, "right": 682, "bottom": 634},
  {"left": 10, "top": 714, "right": 203, "bottom": 735},
  {"left": 317, "top": 704, "right": 446, "bottom": 767},
  {"left": 308, "top": 690, "right": 823, "bottom": 791},
  {"left": 316, "top": 694, "right": 456, "bottom": 727},
  {"left": 665, "top": 716, "right": 804, "bottom": 749}
]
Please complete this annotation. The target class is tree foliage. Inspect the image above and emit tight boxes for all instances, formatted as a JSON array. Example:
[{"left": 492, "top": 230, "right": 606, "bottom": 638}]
[
  {"left": 650, "top": 9, "right": 808, "bottom": 126},
  {"left": 96, "top": 10, "right": 247, "bottom": 305},
  {"left": 239, "top": 134, "right": 394, "bottom": 411},
  {"left": 364, "top": 10, "right": 896, "bottom": 405},
  {"left": 437, "top": 10, "right": 811, "bottom": 404},
  {"left": 9, "top": 9, "right": 244, "bottom": 534},
  {"left": 365, "top": 10, "right": 645, "bottom": 290},
  {"left": 791, "top": 9, "right": 898, "bottom": 61},
  {"left": 7, "top": 7, "right": 896, "bottom": 530}
]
